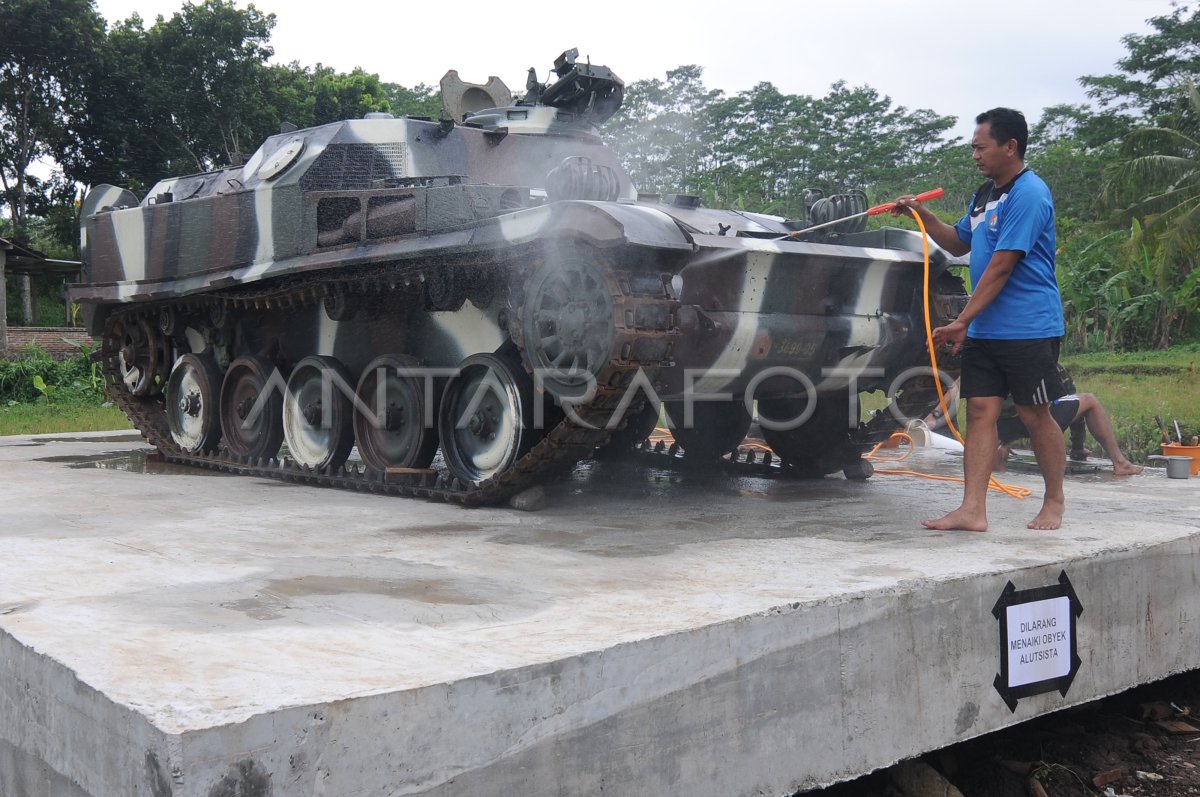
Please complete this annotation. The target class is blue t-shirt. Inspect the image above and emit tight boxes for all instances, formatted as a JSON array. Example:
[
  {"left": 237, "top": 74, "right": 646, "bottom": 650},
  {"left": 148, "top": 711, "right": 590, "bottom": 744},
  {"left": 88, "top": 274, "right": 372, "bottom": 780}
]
[{"left": 953, "top": 169, "right": 1064, "bottom": 339}]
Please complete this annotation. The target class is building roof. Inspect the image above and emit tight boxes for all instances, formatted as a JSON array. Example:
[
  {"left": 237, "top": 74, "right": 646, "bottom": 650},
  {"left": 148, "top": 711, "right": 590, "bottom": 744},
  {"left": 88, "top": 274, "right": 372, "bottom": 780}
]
[{"left": 0, "top": 236, "right": 81, "bottom": 275}]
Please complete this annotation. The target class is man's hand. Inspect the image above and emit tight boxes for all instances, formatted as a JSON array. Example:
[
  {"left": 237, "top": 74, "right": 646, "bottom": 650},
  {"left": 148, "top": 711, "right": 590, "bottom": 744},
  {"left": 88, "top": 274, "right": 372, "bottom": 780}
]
[
  {"left": 931, "top": 319, "right": 968, "bottom": 354},
  {"left": 891, "top": 195, "right": 919, "bottom": 216},
  {"left": 889, "top": 195, "right": 971, "bottom": 257}
]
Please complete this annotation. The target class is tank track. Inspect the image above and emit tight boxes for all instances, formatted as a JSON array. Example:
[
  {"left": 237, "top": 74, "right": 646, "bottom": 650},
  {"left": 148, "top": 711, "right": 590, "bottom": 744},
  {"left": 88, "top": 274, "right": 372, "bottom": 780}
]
[
  {"left": 628, "top": 439, "right": 785, "bottom": 472},
  {"left": 100, "top": 255, "right": 680, "bottom": 506}
]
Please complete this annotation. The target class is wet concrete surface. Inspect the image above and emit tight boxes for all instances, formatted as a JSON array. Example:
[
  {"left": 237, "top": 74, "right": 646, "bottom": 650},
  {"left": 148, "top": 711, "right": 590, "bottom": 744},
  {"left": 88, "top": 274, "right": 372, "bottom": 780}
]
[{"left": 1, "top": 429, "right": 1198, "bottom": 796}]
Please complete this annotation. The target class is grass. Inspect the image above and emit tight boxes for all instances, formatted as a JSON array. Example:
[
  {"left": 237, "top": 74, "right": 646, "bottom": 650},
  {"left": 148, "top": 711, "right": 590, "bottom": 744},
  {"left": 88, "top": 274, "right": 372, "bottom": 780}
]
[
  {"left": 1061, "top": 343, "right": 1200, "bottom": 375},
  {"left": 0, "top": 397, "right": 132, "bottom": 437},
  {"left": 870, "top": 345, "right": 1200, "bottom": 463},
  {"left": 1057, "top": 367, "right": 1198, "bottom": 462}
]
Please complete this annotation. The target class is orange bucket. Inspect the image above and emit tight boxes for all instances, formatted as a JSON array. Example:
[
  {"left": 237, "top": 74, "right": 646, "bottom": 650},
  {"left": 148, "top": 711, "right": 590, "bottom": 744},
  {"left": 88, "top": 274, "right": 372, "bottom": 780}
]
[{"left": 1161, "top": 443, "right": 1200, "bottom": 476}]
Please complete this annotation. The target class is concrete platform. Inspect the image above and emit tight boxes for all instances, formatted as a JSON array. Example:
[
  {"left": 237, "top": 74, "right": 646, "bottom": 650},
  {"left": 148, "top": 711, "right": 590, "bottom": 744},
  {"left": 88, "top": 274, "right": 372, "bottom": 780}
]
[{"left": 1, "top": 430, "right": 1198, "bottom": 797}]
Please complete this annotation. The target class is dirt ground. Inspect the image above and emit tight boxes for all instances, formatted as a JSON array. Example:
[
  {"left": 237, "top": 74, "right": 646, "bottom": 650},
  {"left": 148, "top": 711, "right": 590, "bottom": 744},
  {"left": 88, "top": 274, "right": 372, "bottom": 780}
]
[{"left": 808, "top": 669, "right": 1200, "bottom": 797}]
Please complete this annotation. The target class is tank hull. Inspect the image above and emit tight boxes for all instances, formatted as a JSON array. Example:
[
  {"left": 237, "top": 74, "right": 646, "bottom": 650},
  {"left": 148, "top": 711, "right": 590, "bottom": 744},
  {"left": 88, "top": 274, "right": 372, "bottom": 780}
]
[{"left": 70, "top": 66, "right": 965, "bottom": 501}]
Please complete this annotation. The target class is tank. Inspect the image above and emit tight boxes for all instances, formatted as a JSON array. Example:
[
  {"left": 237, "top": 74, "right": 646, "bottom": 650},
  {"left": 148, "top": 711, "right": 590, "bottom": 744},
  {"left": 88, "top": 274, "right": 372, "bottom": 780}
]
[{"left": 70, "top": 49, "right": 967, "bottom": 504}]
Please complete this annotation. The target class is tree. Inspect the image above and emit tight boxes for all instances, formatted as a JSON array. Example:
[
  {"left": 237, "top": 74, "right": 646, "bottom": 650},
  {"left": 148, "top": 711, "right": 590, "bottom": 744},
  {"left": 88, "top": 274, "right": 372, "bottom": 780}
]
[
  {"left": 1059, "top": 1, "right": 1200, "bottom": 157},
  {"left": 142, "top": 0, "right": 278, "bottom": 169},
  {"left": 605, "top": 65, "right": 725, "bottom": 197},
  {"left": 267, "top": 63, "right": 393, "bottom": 129},
  {"left": 605, "top": 70, "right": 961, "bottom": 219},
  {"left": 382, "top": 81, "right": 441, "bottom": 119},
  {"left": 1081, "top": 2, "right": 1200, "bottom": 122},
  {"left": 1099, "top": 82, "right": 1200, "bottom": 347},
  {"left": 63, "top": 1, "right": 284, "bottom": 193},
  {"left": 0, "top": 0, "right": 105, "bottom": 233}
]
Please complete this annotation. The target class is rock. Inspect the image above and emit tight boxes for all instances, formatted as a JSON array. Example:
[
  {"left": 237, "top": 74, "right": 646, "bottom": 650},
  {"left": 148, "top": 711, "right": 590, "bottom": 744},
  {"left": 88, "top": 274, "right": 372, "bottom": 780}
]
[
  {"left": 889, "top": 759, "right": 964, "bottom": 797},
  {"left": 1092, "top": 768, "right": 1123, "bottom": 788},
  {"left": 508, "top": 485, "right": 546, "bottom": 511}
]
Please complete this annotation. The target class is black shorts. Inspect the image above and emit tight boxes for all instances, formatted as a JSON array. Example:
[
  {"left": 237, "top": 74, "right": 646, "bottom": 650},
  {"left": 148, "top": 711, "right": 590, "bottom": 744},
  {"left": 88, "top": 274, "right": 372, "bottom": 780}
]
[
  {"left": 960, "top": 337, "right": 1066, "bottom": 405},
  {"left": 996, "top": 396, "right": 1080, "bottom": 444}
]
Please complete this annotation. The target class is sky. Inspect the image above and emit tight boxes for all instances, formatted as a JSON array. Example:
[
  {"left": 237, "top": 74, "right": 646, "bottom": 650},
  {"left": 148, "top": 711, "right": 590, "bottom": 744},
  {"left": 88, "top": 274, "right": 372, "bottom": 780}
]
[{"left": 90, "top": 0, "right": 1174, "bottom": 141}]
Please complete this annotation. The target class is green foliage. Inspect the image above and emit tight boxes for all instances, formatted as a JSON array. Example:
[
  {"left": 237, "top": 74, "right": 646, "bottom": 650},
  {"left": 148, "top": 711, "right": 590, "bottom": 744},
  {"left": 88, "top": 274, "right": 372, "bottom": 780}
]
[
  {"left": 605, "top": 69, "right": 964, "bottom": 219},
  {"left": 1081, "top": 3, "right": 1200, "bottom": 123},
  {"left": 381, "top": 82, "right": 441, "bottom": 119},
  {"left": 1027, "top": 137, "right": 1111, "bottom": 220},
  {"left": 55, "top": 3, "right": 440, "bottom": 195},
  {"left": 0, "top": 0, "right": 105, "bottom": 231},
  {"left": 605, "top": 65, "right": 724, "bottom": 198},
  {"left": 1060, "top": 346, "right": 1199, "bottom": 463},
  {"left": 1056, "top": 217, "right": 1199, "bottom": 352},
  {"left": 0, "top": 394, "right": 130, "bottom": 436},
  {"left": 56, "top": 1, "right": 279, "bottom": 187},
  {"left": 0, "top": 342, "right": 104, "bottom": 404},
  {"left": 1096, "top": 82, "right": 1200, "bottom": 348},
  {"left": 268, "top": 63, "right": 394, "bottom": 129}
]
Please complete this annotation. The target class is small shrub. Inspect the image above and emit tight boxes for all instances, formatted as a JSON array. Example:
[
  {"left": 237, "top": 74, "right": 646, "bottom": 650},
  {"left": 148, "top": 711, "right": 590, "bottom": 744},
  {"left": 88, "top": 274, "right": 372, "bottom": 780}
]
[{"left": 0, "top": 343, "right": 106, "bottom": 403}]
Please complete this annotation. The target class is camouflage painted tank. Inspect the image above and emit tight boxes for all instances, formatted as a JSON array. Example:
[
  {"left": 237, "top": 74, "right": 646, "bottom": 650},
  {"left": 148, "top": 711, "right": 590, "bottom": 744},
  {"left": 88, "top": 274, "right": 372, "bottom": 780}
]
[{"left": 71, "top": 49, "right": 966, "bottom": 504}]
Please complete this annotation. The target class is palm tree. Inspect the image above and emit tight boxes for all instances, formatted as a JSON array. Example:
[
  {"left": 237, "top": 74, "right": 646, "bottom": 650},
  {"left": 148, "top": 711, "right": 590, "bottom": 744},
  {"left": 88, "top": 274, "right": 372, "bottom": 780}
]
[{"left": 1101, "top": 82, "right": 1200, "bottom": 347}]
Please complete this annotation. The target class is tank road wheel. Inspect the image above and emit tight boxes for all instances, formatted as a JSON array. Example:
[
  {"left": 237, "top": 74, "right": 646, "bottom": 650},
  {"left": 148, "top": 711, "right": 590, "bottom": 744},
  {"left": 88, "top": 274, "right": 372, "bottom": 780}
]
[
  {"left": 759, "top": 390, "right": 860, "bottom": 478},
  {"left": 353, "top": 354, "right": 440, "bottom": 472},
  {"left": 220, "top": 356, "right": 284, "bottom": 461},
  {"left": 438, "top": 352, "right": 536, "bottom": 484},
  {"left": 117, "top": 316, "right": 171, "bottom": 396},
  {"left": 521, "top": 250, "right": 616, "bottom": 399},
  {"left": 282, "top": 356, "right": 356, "bottom": 470},
  {"left": 165, "top": 353, "right": 223, "bottom": 453},
  {"left": 665, "top": 400, "right": 752, "bottom": 462}
]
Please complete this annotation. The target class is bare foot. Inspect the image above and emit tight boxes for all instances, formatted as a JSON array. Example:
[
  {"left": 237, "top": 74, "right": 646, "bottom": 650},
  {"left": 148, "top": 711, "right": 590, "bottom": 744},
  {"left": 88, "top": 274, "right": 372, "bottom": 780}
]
[
  {"left": 1112, "top": 461, "right": 1143, "bottom": 476},
  {"left": 922, "top": 508, "right": 988, "bottom": 532},
  {"left": 1027, "top": 497, "right": 1064, "bottom": 530}
]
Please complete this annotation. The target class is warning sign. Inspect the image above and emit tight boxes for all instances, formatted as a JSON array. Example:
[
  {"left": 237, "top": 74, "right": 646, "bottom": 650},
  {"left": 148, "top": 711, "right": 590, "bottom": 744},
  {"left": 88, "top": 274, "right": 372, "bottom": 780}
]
[
  {"left": 1006, "top": 596, "right": 1072, "bottom": 686},
  {"left": 992, "top": 571, "right": 1083, "bottom": 712}
]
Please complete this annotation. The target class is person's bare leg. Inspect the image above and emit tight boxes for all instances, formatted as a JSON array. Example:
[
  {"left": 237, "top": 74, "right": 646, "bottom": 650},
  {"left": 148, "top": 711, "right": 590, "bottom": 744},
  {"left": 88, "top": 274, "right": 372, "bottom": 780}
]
[
  {"left": 1075, "top": 394, "right": 1142, "bottom": 475},
  {"left": 1014, "top": 403, "right": 1065, "bottom": 530},
  {"left": 923, "top": 396, "right": 999, "bottom": 532},
  {"left": 1068, "top": 415, "right": 1088, "bottom": 461},
  {"left": 992, "top": 443, "right": 1011, "bottom": 473}
]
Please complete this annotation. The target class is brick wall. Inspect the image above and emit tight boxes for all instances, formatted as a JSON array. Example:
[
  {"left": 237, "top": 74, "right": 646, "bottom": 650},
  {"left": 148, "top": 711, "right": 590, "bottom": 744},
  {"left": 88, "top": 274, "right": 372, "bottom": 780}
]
[{"left": 2, "top": 327, "right": 95, "bottom": 360}]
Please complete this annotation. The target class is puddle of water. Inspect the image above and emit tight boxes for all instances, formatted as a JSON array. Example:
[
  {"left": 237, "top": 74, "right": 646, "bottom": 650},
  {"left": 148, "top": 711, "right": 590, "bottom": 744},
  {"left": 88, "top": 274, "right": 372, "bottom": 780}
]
[
  {"left": 30, "top": 433, "right": 144, "bottom": 444},
  {"left": 32, "top": 449, "right": 230, "bottom": 476},
  {"left": 221, "top": 574, "right": 497, "bottom": 620}
]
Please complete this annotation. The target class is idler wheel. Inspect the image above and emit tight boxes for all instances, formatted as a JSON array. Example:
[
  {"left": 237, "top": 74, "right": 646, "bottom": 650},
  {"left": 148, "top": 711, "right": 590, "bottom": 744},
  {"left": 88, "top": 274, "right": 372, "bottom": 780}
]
[
  {"left": 220, "top": 355, "right": 284, "bottom": 460},
  {"left": 521, "top": 249, "right": 616, "bottom": 399},
  {"left": 281, "top": 355, "right": 355, "bottom": 470},
  {"left": 665, "top": 400, "right": 751, "bottom": 461},
  {"left": 353, "top": 354, "right": 440, "bottom": 472},
  {"left": 438, "top": 351, "right": 536, "bottom": 484},
  {"left": 165, "top": 353, "right": 223, "bottom": 453},
  {"left": 117, "top": 316, "right": 171, "bottom": 397}
]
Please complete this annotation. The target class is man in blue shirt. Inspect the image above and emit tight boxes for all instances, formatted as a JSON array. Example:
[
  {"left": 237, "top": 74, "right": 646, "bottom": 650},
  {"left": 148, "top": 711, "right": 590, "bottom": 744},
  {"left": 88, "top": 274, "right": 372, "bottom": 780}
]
[{"left": 895, "top": 107, "right": 1066, "bottom": 532}]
